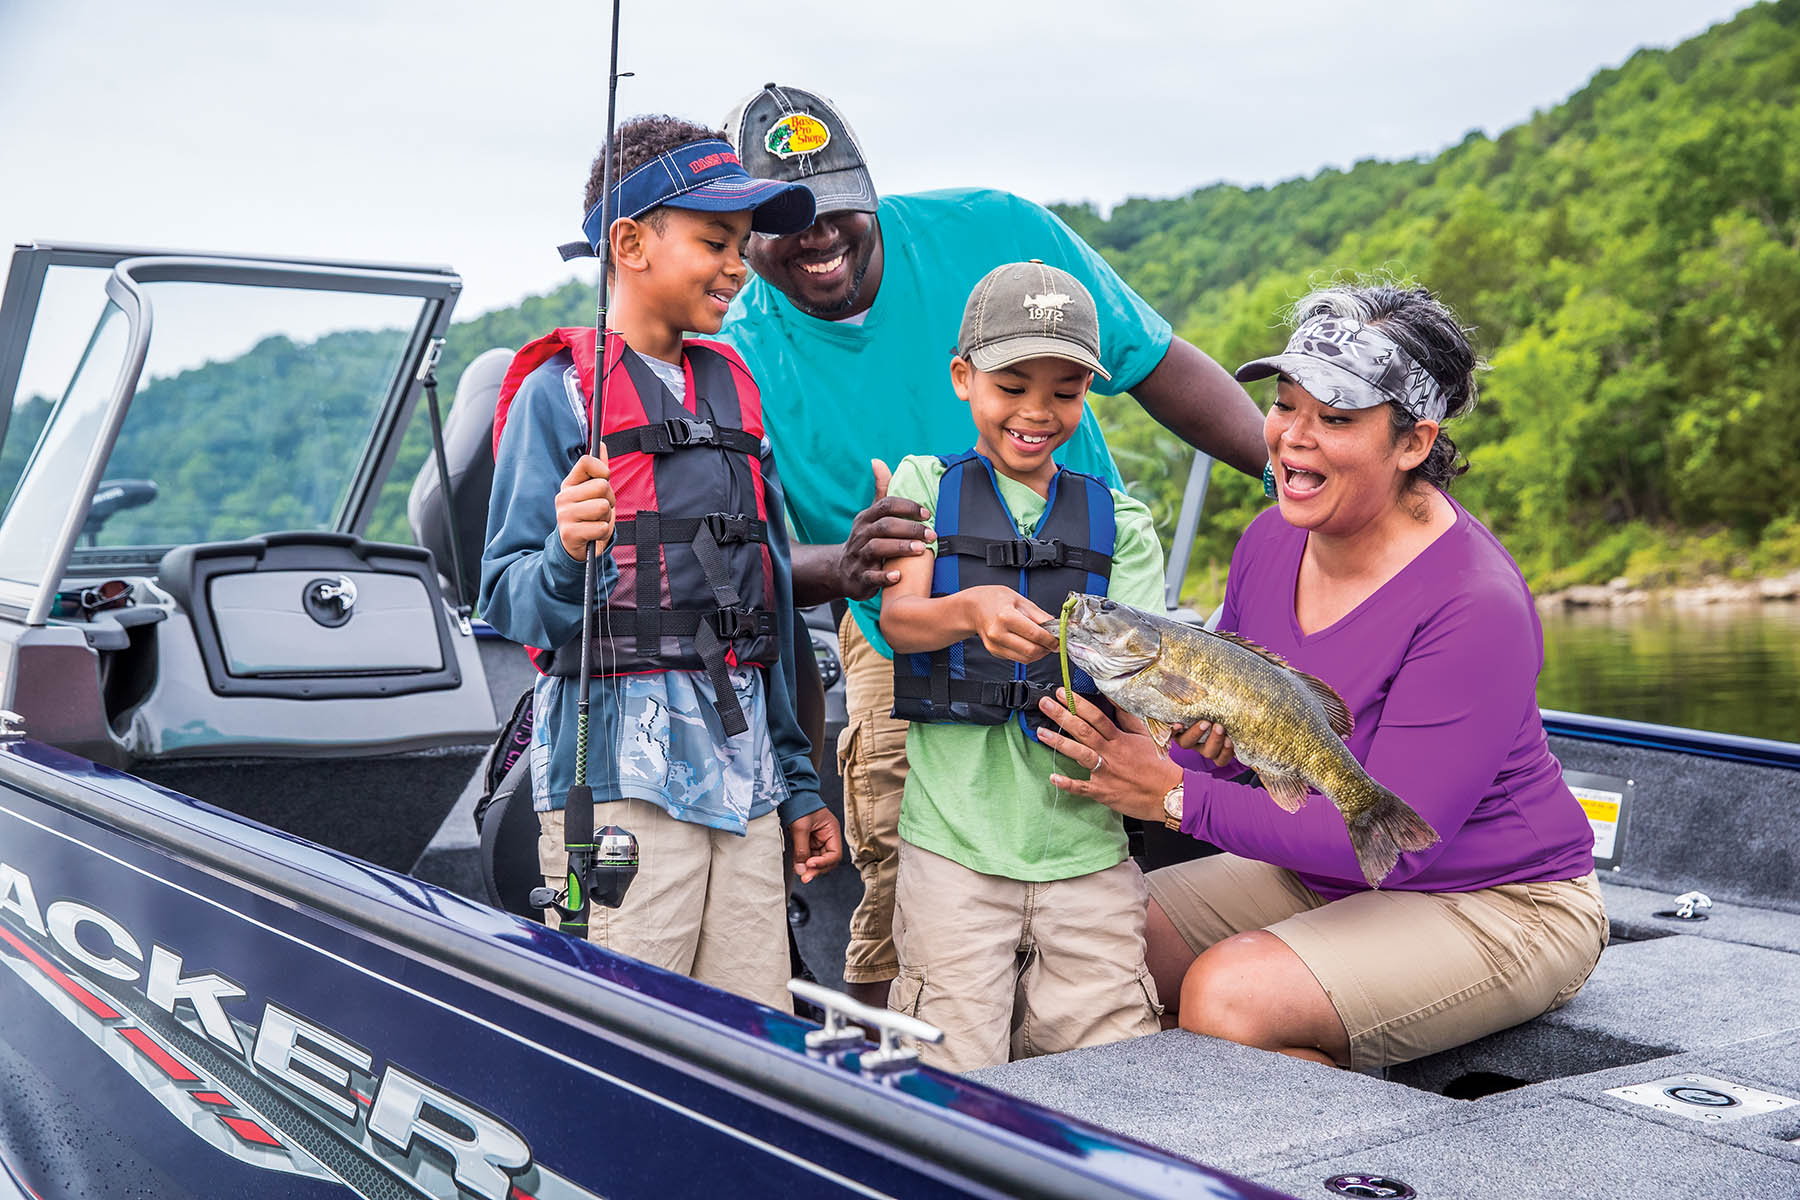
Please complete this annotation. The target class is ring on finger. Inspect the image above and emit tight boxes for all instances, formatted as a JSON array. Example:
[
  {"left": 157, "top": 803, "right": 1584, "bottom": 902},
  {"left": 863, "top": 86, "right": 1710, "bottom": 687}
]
[{"left": 1092, "top": 752, "right": 1105, "bottom": 773}]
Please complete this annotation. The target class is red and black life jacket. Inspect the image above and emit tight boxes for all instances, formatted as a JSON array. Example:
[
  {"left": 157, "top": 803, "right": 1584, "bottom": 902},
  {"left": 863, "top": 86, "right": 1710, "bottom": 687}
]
[
  {"left": 494, "top": 328, "right": 778, "bottom": 736},
  {"left": 891, "top": 450, "right": 1116, "bottom": 741}
]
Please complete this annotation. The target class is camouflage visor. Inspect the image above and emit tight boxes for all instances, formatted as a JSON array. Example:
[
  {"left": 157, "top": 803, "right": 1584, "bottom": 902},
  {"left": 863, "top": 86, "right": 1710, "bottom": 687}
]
[{"left": 1234, "top": 316, "right": 1447, "bottom": 423}]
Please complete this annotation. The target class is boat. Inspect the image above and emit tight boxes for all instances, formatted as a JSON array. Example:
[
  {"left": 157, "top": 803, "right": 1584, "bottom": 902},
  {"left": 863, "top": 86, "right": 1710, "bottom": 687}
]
[{"left": 2, "top": 241, "right": 1796, "bottom": 1200}]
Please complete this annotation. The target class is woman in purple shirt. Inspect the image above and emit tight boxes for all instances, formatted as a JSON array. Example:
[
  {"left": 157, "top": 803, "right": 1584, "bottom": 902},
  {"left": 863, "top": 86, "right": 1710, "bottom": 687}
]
[{"left": 1037, "top": 284, "right": 1607, "bottom": 1071}]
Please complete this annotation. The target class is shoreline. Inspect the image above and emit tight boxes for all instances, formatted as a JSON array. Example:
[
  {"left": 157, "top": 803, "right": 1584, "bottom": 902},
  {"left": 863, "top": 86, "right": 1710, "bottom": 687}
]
[{"left": 1536, "top": 569, "right": 1800, "bottom": 611}]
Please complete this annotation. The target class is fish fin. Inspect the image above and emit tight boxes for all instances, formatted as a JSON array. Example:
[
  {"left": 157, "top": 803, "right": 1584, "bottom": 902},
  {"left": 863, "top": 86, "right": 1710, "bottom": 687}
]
[
  {"left": 1294, "top": 670, "right": 1354, "bottom": 738},
  {"left": 1145, "top": 717, "right": 1174, "bottom": 753},
  {"left": 1343, "top": 784, "right": 1440, "bottom": 888},
  {"left": 1207, "top": 629, "right": 1352, "bottom": 736},
  {"left": 1209, "top": 629, "right": 1292, "bottom": 669},
  {"left": 1153, "top": 671, "right": 1208, "bottom": 708},
  {"left": 1259, "top": 773, "right": 1310, "bottom": 813}
]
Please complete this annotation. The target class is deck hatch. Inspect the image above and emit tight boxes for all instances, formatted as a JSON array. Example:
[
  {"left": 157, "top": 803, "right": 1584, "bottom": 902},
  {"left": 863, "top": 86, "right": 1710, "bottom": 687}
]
[{"left": 1604, "top": 1074, "right": 1800, "bottom": 1123}]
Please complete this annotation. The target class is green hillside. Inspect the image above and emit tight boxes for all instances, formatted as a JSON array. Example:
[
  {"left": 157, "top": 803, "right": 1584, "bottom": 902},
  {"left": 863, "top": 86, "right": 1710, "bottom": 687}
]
[
  {"left": 377, "top": 0, "right": 1799, "bottom": 601},
  {"left": 1055, "top": 0, "right": 1800, "bottom": 600}
]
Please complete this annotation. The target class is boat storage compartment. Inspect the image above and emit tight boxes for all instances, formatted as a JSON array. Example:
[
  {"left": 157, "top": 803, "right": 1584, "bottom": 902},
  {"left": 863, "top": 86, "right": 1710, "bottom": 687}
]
[{"left": 160, "top": 532, "right": 461, "bottom": 698}]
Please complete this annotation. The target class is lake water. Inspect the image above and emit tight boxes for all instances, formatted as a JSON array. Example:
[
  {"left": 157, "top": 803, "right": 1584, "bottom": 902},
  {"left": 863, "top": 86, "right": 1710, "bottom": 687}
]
[{"left": 1537, "top": 601, "right": 1800, "bottom": 744}]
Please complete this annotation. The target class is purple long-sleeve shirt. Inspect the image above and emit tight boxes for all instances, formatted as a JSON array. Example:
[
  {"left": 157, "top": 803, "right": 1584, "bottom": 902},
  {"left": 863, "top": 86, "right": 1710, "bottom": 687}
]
[{"left": 1173, "top": 499, "right": 1595, "bottom": 899}]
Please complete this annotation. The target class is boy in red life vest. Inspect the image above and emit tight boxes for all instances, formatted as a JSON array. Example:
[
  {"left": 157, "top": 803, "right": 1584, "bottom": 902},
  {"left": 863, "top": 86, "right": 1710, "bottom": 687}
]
[
  {"left": 878, "top": 263, "right": 1167, "bottom": 1070},
  {"left": 479, "top": 115, "right": 841, "bottom": 1011}
]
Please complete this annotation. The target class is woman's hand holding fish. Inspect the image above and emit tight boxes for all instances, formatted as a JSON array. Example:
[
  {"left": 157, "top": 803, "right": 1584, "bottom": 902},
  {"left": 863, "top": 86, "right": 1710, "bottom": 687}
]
[
  {"left": 1039, "top": 688, "right": 1182, "bottom": 821},
  {"left": 1176, "top": 720, "right": 1237, "bottom": 769},
  {"left": 960, "top": 586, "right": 1059, "bottom": 663}
]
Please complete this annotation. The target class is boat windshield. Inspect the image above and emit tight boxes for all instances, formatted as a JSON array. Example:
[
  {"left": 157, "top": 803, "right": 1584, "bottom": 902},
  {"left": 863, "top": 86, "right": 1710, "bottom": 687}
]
[{"left": 0, "top": 276, "right": 430, "bottom": 584}]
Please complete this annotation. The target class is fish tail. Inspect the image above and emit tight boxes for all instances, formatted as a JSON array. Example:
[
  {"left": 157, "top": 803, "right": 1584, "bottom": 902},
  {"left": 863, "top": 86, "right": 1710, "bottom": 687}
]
[{"left": 1343, "top": 784, "right": 1439, "bottom": 889}]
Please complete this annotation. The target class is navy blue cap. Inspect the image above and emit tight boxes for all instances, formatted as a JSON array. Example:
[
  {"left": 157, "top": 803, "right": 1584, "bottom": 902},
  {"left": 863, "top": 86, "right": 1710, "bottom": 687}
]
[{"left": 576, "top": 138, "right": 815, "bottom": 255}]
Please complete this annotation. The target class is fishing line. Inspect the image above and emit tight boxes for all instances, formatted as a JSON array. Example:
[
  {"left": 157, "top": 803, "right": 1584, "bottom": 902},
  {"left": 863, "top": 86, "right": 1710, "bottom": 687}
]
[{"left": 1037, "top": 591, "right": 1082, "bottom": 862}]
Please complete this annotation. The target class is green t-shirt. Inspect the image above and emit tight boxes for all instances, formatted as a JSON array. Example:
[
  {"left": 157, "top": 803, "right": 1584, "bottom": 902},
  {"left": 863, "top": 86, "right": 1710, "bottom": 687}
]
[
  {"left": 716, "top": 187, "right": 1174, "bottom": 658},
  {"left": 882, "top": 455, "right": 1167, "bottom": 882}
]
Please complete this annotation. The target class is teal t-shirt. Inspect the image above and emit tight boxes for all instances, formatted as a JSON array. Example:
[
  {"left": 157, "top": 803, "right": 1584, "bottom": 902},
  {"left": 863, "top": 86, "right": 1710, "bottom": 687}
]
[
  {"left": 717, "top": 187, "right": 1174, "bottom": 657},
  {"left": 883, "top": 455, "right": 1167, "bottom": 882}
]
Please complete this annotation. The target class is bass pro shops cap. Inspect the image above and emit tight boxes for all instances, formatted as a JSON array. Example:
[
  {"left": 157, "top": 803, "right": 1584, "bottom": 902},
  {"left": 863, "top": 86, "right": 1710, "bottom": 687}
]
[{"left": 723, "top": 83, "right": 878, "bottom": 216}]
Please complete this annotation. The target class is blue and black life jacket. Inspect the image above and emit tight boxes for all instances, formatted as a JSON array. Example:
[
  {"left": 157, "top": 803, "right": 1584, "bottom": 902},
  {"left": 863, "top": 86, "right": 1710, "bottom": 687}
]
[{"left": 891, "top": 451, "right": 1115, "bottom": 741}]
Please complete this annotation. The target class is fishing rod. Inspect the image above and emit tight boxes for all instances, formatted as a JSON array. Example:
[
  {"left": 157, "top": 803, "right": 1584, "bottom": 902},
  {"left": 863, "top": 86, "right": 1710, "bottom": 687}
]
[{"left": 531, "top": 0, "right": 639, "bottom": 931}]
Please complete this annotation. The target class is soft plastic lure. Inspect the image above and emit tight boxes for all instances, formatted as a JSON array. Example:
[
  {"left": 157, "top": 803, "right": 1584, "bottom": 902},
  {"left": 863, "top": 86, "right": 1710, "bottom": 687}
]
[{"left": 1058, "top": 592, "right": 1077, "bottom": 707}]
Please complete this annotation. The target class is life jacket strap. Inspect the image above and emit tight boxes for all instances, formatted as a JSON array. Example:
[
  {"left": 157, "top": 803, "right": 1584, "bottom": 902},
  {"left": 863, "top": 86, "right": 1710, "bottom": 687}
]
[
  {"left": 548, "top": 605, "right": 776, "bottom": 738},
  {"left": 612, "top": 514, "right": 768, "bottom": 549},
  {"left": 892, "top": 673, "right": 1056, "bottom": 713},
  {"left": 604, "top": 417, "right": 763, "bottom": 458},
  {"left": 936, "top": 533, "right": 1113, "bottom": 574}
]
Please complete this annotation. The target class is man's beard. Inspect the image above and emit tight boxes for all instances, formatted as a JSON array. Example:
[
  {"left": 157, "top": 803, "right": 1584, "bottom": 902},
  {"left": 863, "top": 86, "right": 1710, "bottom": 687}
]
[{"left": 792, "top": 237, "right": 875, "bottom": 318}]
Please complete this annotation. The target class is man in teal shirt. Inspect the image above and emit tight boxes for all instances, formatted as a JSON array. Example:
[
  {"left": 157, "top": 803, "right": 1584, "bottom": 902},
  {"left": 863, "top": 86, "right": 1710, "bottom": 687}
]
[{"left": 717, "top": 83, "right": 1266, "bottom": 1006}]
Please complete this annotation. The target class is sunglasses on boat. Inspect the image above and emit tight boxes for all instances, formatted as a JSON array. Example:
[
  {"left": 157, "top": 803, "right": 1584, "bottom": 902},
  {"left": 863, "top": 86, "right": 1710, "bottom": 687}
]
[{"left": 52, "top": 579, "right": 133, "bottom": 618}]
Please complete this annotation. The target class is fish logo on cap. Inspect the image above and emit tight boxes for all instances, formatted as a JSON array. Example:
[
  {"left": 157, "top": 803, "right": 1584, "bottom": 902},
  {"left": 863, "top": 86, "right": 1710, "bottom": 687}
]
[
  {"left": 765, "top": 113, "right": 830, "bottom": 159},
  {"left": 1023, "top": 291, "right": 1072, "bottom": 321}
]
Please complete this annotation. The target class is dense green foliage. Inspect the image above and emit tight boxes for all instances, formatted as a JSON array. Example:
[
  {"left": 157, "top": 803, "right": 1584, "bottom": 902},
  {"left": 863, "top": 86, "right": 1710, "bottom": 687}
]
[
  {"left": 1059, "top": 0, "right": 1800, "bottom": 602},
  {"left": 7, "top": 3, "right": 1795, "bottom": 609},
  {"left": 366, "top": 279, "right": 594, "bottom": 542}
]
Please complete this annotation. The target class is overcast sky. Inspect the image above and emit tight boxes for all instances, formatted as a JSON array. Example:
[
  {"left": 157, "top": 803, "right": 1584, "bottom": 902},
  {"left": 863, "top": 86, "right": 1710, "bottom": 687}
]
[{"left": 0, "top": 0, "right": 1753, "bottom": 319}]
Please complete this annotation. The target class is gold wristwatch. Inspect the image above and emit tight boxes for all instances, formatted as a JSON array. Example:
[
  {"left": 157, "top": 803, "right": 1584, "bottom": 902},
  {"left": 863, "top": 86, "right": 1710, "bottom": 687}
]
[{"left": 1161, "top": 781, "right": 1185, "bottom": 831}]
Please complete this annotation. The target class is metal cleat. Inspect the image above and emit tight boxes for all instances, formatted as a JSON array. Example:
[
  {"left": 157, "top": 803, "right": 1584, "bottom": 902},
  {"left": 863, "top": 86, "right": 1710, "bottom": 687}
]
[
  {"left": 787, "top": 979, "right": 944, "bottom": 1072},
  {"left": 0, "top": 710, "right": 24, "bottom": 740},
  {"left": 1655, "top": 890, "right": 1713, "bottom": 921}
]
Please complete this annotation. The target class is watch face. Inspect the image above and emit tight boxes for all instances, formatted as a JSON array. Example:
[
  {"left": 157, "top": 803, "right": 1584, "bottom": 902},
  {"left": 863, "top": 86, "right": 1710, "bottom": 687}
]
[{"left": 1164, "top": 787, "right": 1184, "bottom": 820}]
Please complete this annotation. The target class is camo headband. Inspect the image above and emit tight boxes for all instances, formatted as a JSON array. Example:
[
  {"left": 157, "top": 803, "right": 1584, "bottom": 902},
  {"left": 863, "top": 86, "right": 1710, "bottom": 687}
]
[{"left": 1234, "top": 316, "right": 1448, "bottom": 423}]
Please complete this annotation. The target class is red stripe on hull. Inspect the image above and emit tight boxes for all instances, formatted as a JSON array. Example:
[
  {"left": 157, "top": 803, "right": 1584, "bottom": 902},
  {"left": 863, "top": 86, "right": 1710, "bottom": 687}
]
[
  {"left": 0, "top": 922, "right": 123, "bottom": 1021},
  {"left": 219, "top": 1115, "right": 284, "bottom": 1148}
]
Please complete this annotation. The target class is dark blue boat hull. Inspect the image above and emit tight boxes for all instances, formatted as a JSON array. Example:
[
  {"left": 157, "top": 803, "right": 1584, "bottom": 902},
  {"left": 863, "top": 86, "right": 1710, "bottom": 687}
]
[{"left": 0, "top": 740, "right": 1279, "bottom": 1200}]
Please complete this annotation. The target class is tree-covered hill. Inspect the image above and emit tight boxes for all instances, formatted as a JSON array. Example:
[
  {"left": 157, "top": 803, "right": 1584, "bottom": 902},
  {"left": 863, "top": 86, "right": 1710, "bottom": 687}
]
[
  {"left": 381, "top": 0, "right": 1798, "bottom": 600},
  {"left": 1055, "top": 0, "right": 1800, "bottom": 599}
]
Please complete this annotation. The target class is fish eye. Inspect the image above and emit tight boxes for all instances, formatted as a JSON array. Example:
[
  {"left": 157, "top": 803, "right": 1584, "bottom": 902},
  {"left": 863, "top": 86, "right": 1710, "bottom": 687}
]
[{"left": 1099, "top": 600, "right": 1117, "bottom": 613}]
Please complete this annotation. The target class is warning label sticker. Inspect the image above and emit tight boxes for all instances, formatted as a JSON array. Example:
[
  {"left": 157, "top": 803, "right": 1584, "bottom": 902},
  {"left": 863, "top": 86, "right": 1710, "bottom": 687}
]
[{"left": 1572, "top": 786, "right": 1623, "bottom": 859}]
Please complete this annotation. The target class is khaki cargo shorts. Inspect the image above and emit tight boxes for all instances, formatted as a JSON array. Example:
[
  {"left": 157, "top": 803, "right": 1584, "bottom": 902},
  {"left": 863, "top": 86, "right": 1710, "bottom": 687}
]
[
  {"left": 538, "top": 804, "right": 791, "bottom": 1012},
  {"left": 836, "top": 612, "right": 909, "bottom": 984},
  {"left": 1147, "top": 854, "right": 1609, "bottom": 1071},
  {"left": 890, "top": 841, "right": 1162, "bottom": 1074}
]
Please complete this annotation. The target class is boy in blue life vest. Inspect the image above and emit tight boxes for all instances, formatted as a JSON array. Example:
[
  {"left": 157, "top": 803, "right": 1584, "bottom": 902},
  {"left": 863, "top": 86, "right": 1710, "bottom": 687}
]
[
  {"left": 479, "top": 115, "right": 842, "bottom": 1011},
  {"left": 878, "top": 262, "right": 1167, "bottom": 1070}
]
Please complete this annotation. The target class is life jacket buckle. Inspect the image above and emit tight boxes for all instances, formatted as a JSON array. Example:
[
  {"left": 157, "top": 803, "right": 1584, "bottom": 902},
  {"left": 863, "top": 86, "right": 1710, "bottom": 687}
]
[
  {"left": 986, "top": 538, "right": 1068, "bottom": 568},
  {"left": 664, "top": 416, "right": 716, "bottom": 447},
  {"left": 701, "top": 512, "right": 756, "bottom": 544},
  {"left": 990, "top": 679, "right": 1037, "bottom": 709},
  {"left": 706, "top": 606, "right": 761, "bottom": 641}
]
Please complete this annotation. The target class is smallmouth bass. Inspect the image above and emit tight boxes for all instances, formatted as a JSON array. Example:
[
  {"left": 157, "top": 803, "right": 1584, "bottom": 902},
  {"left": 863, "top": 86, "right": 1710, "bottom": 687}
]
[{"left": 1054, "top": 595, "right": 1438, "bottom": 887}]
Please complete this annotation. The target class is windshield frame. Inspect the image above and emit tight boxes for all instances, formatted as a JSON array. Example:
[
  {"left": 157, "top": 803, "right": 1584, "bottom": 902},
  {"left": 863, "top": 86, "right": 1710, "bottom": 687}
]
[{"left": 0, "top": 245, "right": 460, "bottom": 625}]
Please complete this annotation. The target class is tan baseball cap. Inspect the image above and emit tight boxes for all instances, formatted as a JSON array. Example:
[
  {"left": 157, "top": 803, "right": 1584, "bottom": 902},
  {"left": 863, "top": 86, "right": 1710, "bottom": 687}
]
[{"left": 956, "top": 260, "right": 1109, "bottom": 381}]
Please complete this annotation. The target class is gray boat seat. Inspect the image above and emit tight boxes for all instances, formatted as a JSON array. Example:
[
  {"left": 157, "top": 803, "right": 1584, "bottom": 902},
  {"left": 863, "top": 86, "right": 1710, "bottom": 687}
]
[{"left": 409, "top": 346, "right": 512, "bottom": 608}]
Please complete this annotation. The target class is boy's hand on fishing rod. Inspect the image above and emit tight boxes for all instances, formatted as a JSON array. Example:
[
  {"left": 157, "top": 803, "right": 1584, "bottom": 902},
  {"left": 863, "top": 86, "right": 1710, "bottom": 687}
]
[
  {"left": 788, "top": 808, "right": 842, "bottom": 883},
  {"left": 960, "top": 586, "right": 1058, "bottom": 663},
  {"left": 556, "top": 452, "right": 614, "bottom": 561}
]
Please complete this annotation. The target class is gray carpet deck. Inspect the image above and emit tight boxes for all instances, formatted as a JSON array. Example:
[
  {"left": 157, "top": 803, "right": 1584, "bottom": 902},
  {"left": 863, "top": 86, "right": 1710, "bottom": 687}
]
[
  {"left": 1600, "top": 876, "right": 1800, "bottom": 953},
  {"left": 967, "top": 1031, "right": 1460, "bottom": 1177},
  {"left": 971, "top": 860, "right": 1800, "bottom": 1198},
  {"left": 1254, "top": 1096, "right": 1800, "bottom": 1200}
]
